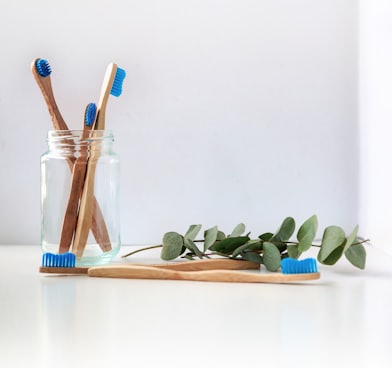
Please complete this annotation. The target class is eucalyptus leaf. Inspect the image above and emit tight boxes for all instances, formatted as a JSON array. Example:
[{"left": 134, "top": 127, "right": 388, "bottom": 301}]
[
  {"left": 124, "top": 216, "right": 368, "bottom": 271},
  {"left": 213, "top": 236, "right": 250, "bottom": 254},
  {"left": 345, "top": 243, "right": 366, "bottom": 269},
  {"left": 343, "top": 225, "right": 359, "bottom": 254},
  {"left": 263, "top": 242, "right": 281, "bottom": 271},
  {"left": 274, "top": 241, "right": 288, "bottom": 252},
  {"left": 161, "top": 232, "right": 184, "bottom": 261},
  {"left": 318, "top": 226, "right": 346, "bottom": 262},
  {"left": 297, "top": 215, "right": 318, "bottom": 252},
  {"left": 231, "top": 240, "right": 262, "bottom": 258},
  {"left": 217, "top": 231, "right": 226, "bottom": 240},
  {"left": 287, "top": 244, "right": 301, "bottom": 259},
  {"left": 318, "top": 245, "right": 344, "bottom": 265},
  {"left": 203, "top": 226, "right": 218, "bottom": 252},
  {"left": 184, "top": 238, "right": 204, "bottom": 259},
  {"left": 208, "top": 230, "right": 227, "bottom": 251},
  {"left": 184, "top": 224, "right": 202, "bottom": 241},
  {"left": 230, "top": 223, "right": 246, "bottom": 237},
  {"left": 259, "top": 232, "right": 273, "bottom": 241},
  {"left": 270, "top": 217, "right": 295, "bottom": 242},
  {"left": 242, "top": 252, "right": 263, "bottom": 264}
]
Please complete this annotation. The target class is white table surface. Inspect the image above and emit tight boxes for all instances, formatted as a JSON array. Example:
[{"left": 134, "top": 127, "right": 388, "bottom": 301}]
[{"left": 1, "top": 244, "right": 391, "bottom": 368}]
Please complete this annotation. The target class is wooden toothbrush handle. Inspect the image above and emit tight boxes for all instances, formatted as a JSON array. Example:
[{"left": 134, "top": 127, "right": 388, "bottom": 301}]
[
  {"left": 72, "top": 153, "right": 101, "bottom": 259},
  {"left": 147, "top": 258, "right": 260, "bottom": 271},
  {"left": 32, "top": 73, "right": 68, "bottom": 131},
  {"left": 39, "top": 259, "right": 259, "bottom": 275},
  {"left": 88, "top": 265, "right": 320, "bottom": 283},
  {"left": 59, "top": 155, "right": 89, "bottom": 253},
  {"left": 61, "top": 153, "right": 111, "bottom": 254},
  {"left": 91, "top": 197, "right": 112, "bottom": 252}
]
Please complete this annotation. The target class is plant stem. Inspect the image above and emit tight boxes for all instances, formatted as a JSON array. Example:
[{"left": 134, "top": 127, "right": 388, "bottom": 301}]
[
  {"left": 121, "top": 244, "right": 162, "bottom": 258},
  {"left": 281, "top": 238, "right": 370, "bottom": 248},
  {"left": 122, "top": 238, "right": 371, "bottom": 259}
]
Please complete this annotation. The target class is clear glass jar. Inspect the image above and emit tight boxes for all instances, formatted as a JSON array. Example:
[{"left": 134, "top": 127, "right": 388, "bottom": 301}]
[{"left": 41, "top": 130, "right": 120, "bottom": 266}]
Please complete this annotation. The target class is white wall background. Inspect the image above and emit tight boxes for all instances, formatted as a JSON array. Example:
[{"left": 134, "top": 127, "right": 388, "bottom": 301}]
[
  {"left": 0, "top": 0, "right": 361, "bottom": 246},
  {"left": 360, "top": 0, "right": 392, "bottom": 252}
]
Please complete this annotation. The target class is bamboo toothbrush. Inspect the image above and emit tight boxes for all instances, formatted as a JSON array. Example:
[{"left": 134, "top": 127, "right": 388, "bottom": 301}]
[
  {"left": 88, "top": 265, "right": 320, "bottom": 283},
  {"left": 72, "top": 63, "right": 126, "bottom": 259},
  {"left": 31, "top": 58, "right": 68, "bottom": 130},
  {"left": 58, "top": 103, "right": 111, "bottom": 253},
  {"left": 32, "top": 58, "right": 112, "bottom": 253},
  {"left": 39, "top": 252, "right": 260, "bottom": 274},
  {"left": 88, "top": 258, "right": 320, "bottom": 283},
  {"left": 39, "top": 253, "right": 319, "bottom": 283},
  {"left": 94, "top": 63, "right": 126, "bottom": 130}
]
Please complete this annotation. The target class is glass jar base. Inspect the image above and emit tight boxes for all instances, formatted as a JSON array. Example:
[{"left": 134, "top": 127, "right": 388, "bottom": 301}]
[{"left": 41, "top": 242, "right": 120, "bottom": 267}]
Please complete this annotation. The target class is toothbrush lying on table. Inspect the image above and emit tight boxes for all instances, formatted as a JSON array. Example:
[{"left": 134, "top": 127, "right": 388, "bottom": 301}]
[
  {"left": 88, "top": 258, "right": 320, "bottom": 283},
  {"left": 31, "top": 58, "right": 111, "bottom": 253},
  {"left": 39, "top": 252, "right": 319, "bottom": 283},
  {"left": 39, "top": 253, "right": 261, "bottom": 274},
  {"left": 72, "top": 63, "right": 126, "bottom": 259},
  {"left": 89, "top": 265, "right": 320, "bottom": 283}
]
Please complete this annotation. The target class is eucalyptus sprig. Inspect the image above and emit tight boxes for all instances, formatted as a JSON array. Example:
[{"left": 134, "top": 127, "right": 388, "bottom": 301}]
[{"left": 122, "top": 215, "right": 369, "bottom": 271}]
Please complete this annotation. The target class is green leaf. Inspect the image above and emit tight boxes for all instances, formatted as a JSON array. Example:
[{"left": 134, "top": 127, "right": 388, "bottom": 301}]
[
  {"left": 270, "top": 217, "right": 295, "bottom": 242},
  {"left": 318, "top": 245, "right": 344, "bottom": 265},
  {"left": 184, "top": 224, "right": 202, "bottom": 241},
  {"left": 212, "top": 236, "right": 250, "bottom": 254},
  {"left": 318, "top": 226, "right": 346, "bottom": 262},
  {"left": 287, "top": 244, "right": 301, "bottom": 259},
  {"left": 345, "top": 243, "right": 366, "bottom": 269},
  {"left": 274, "top": 241, "right": 287, "bottom": 252},
  {"left": 263, "top": 242, "right": 282, "bottom": 271},
  {"left": 217, "top": 231, "right": 226, "bottom": 240},
  {"left": 343, "top": 225, "right": 359, "bottom": 254},
  {"left": 259, "top": 232, "right": 287, "bottom": 251},
  {"left": 161, "top": 232, "right": 184, "bottom": 261},
  {"left": 184, "top": 239, "right": 204, "bottom": 259},
  {"left": 242, "top": 252, "right": 263, "bottom": 264},
  {"left": 208, "top": 230, "right": 226, "bottom": 251},
  {"left": 297, "top": 215, "right": 318, "bottom": 252},
  {"left": 258, "top": 232, "right": 273, "bottom": 241},
  {"left": 231, "top": 240, "right": 262, "bottom": 258},
  {"left": 203, "top": 226, "right": 218, "bottom": 252},
  {"left": 230, "top": 223, "right": 246, "bottom": 237}
]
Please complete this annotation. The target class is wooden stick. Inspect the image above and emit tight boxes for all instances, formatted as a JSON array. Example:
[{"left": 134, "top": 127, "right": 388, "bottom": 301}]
[{"left": 88, "top": 265, "right": 320, "bottom": 283}]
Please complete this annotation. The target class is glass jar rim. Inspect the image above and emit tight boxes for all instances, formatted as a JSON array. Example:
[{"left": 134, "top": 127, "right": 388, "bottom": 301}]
[{"left": 47, "top": 129, "right": 114, "bottom": 139}]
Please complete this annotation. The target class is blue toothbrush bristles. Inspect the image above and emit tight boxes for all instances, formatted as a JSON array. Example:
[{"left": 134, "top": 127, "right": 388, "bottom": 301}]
[
  {"left": 110, "top": 67, "right": 126, "bottom": 97},
  {"left": 281, "top": 258, "right": 318, "bottom": 274},
  {"left": 42, "top": 252, "right": 76, "bottom": 268},
  {"left": 85, "top": 103, "right": 97, "bottom": 127},
  {"left": 35, "top": 59, "right": 52, "bottom": 77}
]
